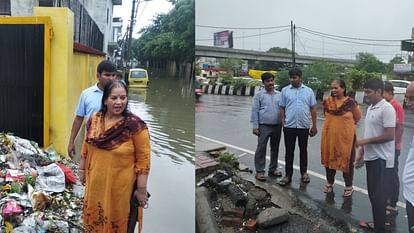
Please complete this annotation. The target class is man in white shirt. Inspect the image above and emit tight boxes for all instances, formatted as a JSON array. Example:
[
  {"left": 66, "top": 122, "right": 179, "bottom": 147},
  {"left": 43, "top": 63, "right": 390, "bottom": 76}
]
[
  {"left": 355, "top": 79, "right": 395, "bottom": 233},
  {"left": 403, "top": 81, "right": 414, "bottom": 233}
]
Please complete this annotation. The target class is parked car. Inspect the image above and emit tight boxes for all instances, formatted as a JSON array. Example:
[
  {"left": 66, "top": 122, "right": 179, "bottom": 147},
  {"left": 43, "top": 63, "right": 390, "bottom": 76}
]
[
  {"left": 389, "top": 79, "right": 411, "bottom": 107},
  {"left": 389, "top": 79, "right": 411, "bottom": 94}
]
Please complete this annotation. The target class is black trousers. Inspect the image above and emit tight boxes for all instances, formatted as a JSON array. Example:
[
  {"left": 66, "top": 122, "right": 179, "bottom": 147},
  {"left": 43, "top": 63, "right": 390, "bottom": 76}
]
[
  {"left": 366, "top": 159, "right": 387, "bottom": 233},
  {"left": 326, "top": 143, "right": 355, "bottom": 187},
  {"left": 386, "top": 149, "right": 400, "bottom": 207},
  {"left": 407, "top": 200, "right": 414, "bottom": 233},
  {"left": 283, "top": 127, "right": 309, "bottom": 178}
]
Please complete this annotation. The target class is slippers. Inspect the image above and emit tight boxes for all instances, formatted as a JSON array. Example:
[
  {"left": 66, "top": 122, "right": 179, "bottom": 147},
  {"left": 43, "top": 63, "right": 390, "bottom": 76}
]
[
  {"left": 359, "top": 220, "right": 375, "bottom": 230},
  {"left": 386, "top": 205, "right": 398, "bottom": 215},
  {"left": 323, "top": 183, "right": 333, "bottom": 193},
  {"left": 343, "top": 187, "right": 353, "bottom": 197},
  {"left": 255, "top": 172, "right": 266, "bottom": 182},
  {"left": 359, "top": 220, "right": 391, "bottom": 230},
  {"left": 301, "top": 173, "right": 310, "bottom": 183},
  {"left": 278, "top": 176, "right": 291, "bottom": 186},
  {"left": 268, "top": 170, "right": 282, "bottom": 177}
]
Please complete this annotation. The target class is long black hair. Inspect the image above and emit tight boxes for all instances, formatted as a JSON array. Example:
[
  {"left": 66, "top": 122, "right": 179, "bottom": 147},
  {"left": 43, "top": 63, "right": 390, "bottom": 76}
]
[{"left": 100, "top": 80, "right": 129, "bottom": 117}]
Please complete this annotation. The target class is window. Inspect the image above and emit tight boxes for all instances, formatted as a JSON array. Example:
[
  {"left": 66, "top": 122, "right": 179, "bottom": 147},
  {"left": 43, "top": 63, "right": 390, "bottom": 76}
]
[
  {"left": 0, "top": 0, "right": 11, "bottom": 15},
  {"left": 39, "top": 0, "right": 53, "bottom": 7}
]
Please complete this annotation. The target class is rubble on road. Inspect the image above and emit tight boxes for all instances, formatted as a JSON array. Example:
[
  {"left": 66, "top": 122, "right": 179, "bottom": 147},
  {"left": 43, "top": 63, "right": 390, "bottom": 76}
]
[{"left": 0, "top": 133, "right": 84, "bottom": 232}]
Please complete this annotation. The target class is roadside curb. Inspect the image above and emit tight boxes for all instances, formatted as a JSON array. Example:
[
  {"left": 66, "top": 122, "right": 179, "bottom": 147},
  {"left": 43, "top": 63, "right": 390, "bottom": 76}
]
[{"left": 196, "top": 187, "right": 220, "bottom": 233}]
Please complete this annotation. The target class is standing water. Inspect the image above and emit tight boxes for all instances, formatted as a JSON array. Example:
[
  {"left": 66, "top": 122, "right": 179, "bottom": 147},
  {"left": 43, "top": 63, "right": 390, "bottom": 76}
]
[{"left": 128, "top": 71, "right": 195, "bottom": 233}]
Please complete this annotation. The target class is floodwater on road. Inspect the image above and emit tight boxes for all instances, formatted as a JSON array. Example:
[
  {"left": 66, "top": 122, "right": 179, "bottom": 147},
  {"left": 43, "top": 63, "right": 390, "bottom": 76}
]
[
  {"left": 196, "top": 94, "right": 414, "bottom": 233},
  {"left": 128, "top": 71, "right": 195, "bottom": 233}
]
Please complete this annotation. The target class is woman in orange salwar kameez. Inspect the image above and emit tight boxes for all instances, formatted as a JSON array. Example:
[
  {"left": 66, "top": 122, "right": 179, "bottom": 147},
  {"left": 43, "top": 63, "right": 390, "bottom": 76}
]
[
  {"left": 321, "top": 79, "right": 361, "bottom": 197},
  {"left": 79, "top": 80, "right": 150, "bottom": 233}
]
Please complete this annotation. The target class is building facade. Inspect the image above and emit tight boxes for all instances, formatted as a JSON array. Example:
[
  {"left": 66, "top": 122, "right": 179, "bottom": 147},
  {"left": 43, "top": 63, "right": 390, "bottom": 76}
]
[{"left": 0, "top": 0, "right": 121, "bottom": 54}]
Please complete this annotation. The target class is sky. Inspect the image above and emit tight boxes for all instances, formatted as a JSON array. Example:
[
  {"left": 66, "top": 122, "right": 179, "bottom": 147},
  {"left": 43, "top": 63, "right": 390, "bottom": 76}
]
[
  {"left": 195, "top": 0, "right": 414, "bottom": 63},
  {"left": 113, "top": 0, "right": 173, "bottom": 39}
]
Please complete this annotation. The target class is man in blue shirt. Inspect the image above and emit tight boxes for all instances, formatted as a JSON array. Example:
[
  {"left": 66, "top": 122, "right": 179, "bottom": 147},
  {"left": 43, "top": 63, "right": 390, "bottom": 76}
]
[
  {"left": 250, "top": 72, "right": 282, "bottom": 181},
  {"left": 67, "top": 60, "right": 117, "bottom": 158},
  {"left": 278, "top": 67, "right": 317, "bottom": 186}
]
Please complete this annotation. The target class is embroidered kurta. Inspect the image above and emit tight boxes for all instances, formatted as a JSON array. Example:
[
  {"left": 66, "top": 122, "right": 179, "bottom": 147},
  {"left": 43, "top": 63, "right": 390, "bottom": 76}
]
[
  {"left": 81, "top": 113, "right": 150, "bottom": 233},
  {"left": 321, "top": 96, "right": 361, "bottom": 172}
]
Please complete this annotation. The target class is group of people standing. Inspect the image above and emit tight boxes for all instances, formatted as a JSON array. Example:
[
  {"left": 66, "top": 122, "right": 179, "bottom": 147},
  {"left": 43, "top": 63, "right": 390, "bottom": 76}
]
[
  {"left": 250, "top": 67, "right": 414, "bottom": 233},
  {"left": 67, "top": 60, "right": 150, "bottom": 233}
]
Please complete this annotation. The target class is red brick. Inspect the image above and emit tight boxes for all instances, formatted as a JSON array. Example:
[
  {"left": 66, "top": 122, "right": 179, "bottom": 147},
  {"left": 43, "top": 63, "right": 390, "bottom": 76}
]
[{"left": 245, "top": 219, "right": 257, "bottom": 231}]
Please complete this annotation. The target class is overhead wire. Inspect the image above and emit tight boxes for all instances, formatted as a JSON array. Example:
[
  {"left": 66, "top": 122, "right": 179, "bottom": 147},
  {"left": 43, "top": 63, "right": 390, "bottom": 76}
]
[
  {"left": 196, "top": 29, "right": 290, "bottom": 41},
  {"left": 196, "top": 24, "right": 290, "bottom": 30}
]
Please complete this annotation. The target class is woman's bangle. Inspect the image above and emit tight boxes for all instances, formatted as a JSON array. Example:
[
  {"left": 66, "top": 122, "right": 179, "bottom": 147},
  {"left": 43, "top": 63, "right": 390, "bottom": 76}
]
[{"left": 137, "top": 187, "right": 147, "bottom": 194}]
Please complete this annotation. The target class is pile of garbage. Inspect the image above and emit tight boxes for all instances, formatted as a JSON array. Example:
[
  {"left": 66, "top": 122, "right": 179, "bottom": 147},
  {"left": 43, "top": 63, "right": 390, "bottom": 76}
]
[{"left": 0, "top": 133, "right": 84, "bottom": 233}]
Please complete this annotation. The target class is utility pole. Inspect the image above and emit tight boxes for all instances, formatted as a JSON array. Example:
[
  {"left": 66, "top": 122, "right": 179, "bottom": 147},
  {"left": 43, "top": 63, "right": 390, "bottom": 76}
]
[
  {"left": 126, "top": 0, "right": 138, "bottom": 65},
  {"left": 291, "top": 20, "right": 296, "bottom": 67}
]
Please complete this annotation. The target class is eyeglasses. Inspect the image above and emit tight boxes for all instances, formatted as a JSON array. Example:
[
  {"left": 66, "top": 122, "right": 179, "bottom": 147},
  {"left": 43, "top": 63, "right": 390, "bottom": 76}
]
[{"left": 405, "top": 96, "right": 414, "bottom": 102}]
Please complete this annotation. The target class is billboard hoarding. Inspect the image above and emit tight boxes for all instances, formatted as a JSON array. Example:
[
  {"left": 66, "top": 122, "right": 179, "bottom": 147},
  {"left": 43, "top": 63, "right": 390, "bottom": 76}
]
[{"left": 214, "top": 30, "right": 233, "bottom": 48}]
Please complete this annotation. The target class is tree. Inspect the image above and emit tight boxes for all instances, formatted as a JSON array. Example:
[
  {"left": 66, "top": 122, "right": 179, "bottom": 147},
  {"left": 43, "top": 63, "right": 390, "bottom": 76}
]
[
  {"left": 355, "top": 52, "right": 386, "bottom": 73},
  {"left": 218, "top": 58, "right": 244, "bottom": 76},
  {"left": 266, "top": 47, "right": 296, "bottom": 55},
  {"left": 386, "top": 55, "right": 404, "bottom": 75},
  {"left": 344, "top": 68, "right": 381, "bottom": 91},
  {"left": 302, "top": 62, "right": 345, "bottom": 92},
  {"left": 132, "top": 0, "right": 194, "bottom": 64}
]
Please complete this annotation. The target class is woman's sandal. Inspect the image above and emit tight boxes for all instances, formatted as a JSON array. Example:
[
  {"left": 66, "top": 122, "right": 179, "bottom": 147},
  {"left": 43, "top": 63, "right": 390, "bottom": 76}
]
[
  {"left": 359, "top": 220, "right": 375, "bottom": 230},
  {"left": 386, "top": 205, "right": 399, "bottom": 215},
  {"left": 343, "top": 186, "right": 353, "bottom": 197},
  {"left": 301, "top": 173, "right": 310, "bottom": 183},
  {"left": 324, "top": 183, "right": 333, "bottom": 193},
  {"left": 278, "top": 176, "right": 291, "bottom": 186}
]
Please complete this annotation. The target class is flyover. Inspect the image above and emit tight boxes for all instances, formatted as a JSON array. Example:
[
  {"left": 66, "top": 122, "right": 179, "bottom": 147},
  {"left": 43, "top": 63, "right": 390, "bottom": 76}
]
[{"left": 195, "top": 45, "right": 356, "bottom": 66}]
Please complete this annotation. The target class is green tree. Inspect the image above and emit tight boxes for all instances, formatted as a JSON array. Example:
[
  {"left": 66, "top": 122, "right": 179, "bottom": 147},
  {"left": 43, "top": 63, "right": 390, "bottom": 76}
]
[
  {"left": 218, "top": 58, "right": 244, "bottom": 76},
  {"left": 386, "top": 56, "right": 404, "bottom": 76},
  {"left": 344, "top": 68, "right": 381, "bottom": 91},
  {"left": 266, "top": 47, "right": 296, "bottom": 55},
  {"left": 275, "top": 69, "right": 290, "bottom": 90},
  {"left": 355, "top": 52, "right": 386, "bottom": 73},
  {"left": 132, "top": 0, "right": 194, "bottom": 64},
  {"left": 302, "top": 62, "right": 345, "bottom": 92}
]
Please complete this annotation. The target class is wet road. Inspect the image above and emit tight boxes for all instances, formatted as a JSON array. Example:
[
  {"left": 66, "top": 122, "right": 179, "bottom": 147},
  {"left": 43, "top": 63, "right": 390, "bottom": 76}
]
[
  {"left": 196, "top": 94, "right": 414, "bottom": 233},
  {"left": 128, "top": 72, "right": 195, "bottom": 233}
]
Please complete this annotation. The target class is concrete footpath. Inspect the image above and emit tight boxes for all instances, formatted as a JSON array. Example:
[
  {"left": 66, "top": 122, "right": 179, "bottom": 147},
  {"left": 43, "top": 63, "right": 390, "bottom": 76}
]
[{"left": 195, "top": 136, "right": 409, "bottom": 233}]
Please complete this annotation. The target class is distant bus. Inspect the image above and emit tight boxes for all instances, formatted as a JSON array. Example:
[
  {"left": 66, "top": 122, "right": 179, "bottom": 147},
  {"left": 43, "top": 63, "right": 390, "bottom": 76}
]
[{"left": 248, "top": 69, "right": 278, "bottom": 80}]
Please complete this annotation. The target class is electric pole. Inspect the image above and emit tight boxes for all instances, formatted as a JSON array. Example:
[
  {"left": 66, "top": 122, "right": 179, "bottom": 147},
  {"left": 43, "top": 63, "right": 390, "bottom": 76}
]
[
  {"left": 291, "top": 20, "right": 296, "bottom": 67},
  {"left": 126, "top": 0, "right": 138, "bottom": 65}
]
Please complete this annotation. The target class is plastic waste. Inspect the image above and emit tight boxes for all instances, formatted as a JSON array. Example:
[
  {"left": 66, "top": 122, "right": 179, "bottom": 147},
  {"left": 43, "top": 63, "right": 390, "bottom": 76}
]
[{"left": 35, "top": 163, "right": 65, "bottom": 193}]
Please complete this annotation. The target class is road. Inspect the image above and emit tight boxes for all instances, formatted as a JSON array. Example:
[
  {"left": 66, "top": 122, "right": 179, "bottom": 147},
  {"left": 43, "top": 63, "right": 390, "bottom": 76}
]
[{"left": 196, "top": 94, "right": 414, "bottom": 233}]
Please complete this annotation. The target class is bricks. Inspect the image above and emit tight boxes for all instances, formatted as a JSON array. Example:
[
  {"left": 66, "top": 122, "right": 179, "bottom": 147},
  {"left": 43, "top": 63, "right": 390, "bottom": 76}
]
[
  {"left": 221, "top": 216, "right": 244, "bottom": 226},
  {"left": 245, "top": 219, "right": 257, "bottom": 231},
  {"left": 223, "top": 207, "right": 244, "bottom": 218},
  {"left": 196, "top": 154, "right": 219, "bottom": 170}
]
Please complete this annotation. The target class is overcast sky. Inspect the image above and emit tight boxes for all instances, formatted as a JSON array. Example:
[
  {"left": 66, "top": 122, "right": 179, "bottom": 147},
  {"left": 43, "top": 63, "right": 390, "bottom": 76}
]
[
  {"left": 196, "top": 0, "right": 414, "bottom": 63},
  {"left": 113, "top": 0, "right": 173, "bottom": 38}
]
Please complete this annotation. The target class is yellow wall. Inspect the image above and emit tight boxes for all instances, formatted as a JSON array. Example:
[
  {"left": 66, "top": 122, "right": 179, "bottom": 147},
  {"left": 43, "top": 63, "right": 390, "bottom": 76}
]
[{"left": 34, "top": 7, "right": 104, "bottom": 158}]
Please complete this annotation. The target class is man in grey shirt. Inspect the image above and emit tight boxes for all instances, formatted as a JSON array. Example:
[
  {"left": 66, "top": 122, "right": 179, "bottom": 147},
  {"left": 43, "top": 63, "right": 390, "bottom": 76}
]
[{"left": 250, "top": 72, "right": 282, "bottom": 181}]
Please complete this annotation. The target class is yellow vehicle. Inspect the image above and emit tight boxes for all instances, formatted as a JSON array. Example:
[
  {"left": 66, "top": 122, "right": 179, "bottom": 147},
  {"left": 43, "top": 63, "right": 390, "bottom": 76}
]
[
  {"left": 248, "top": 69, "right": 278, "bottom": 80},
  {"left": 128, "top": 68, "right": 149, "bottom": 88}
]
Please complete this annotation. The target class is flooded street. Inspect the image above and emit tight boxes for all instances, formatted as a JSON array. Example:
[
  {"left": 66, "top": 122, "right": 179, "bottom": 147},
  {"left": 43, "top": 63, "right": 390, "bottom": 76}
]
[{"left": 128, "top": 72, "right": 195, "bottom": 233}]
